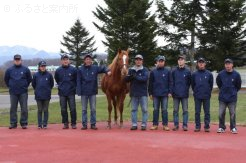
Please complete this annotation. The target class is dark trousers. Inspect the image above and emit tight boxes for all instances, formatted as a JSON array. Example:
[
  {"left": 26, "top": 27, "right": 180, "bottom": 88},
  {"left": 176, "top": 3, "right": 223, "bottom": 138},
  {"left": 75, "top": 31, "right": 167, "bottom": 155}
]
[
  {"left": 36, "top": 100, "right": 50, "bottom": 126},
  {"left": 194, "top": 98, "right": 210, "bottom": 129},
  {"left": 10, "top": 93, "right": 28, "bottom": 126},
  {"left": 219, "top": 101, "right": 237, "bottom": 130},
  {"left": 59, "top": 95, "right": 77, "bottom": 125}
]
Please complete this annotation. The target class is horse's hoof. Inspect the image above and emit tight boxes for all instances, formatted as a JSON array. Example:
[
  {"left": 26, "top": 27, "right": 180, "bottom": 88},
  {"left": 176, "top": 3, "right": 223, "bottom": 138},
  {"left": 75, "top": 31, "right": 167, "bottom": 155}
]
[{"left": 107, "top": 125, "right": 111, "bottom": 129}]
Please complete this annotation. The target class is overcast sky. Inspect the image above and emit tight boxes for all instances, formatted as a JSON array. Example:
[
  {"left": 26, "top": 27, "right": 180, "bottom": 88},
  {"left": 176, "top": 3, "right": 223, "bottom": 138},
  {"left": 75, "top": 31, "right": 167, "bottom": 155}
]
[
  {"left": 0, "top": 0, "right": 108, "bottom": 53},
  {"left": 0, "top": 0, "right": 172, "bottom": 53}
]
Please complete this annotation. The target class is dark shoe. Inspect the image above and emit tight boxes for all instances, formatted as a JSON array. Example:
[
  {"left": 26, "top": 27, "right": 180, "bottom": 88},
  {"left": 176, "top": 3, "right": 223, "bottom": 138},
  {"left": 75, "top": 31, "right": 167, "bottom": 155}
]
[
  {"left": 91, "top": 125, "right": 98, "bottom": 130},
  {"left": 141, "top": 126, "right": 146, "bottom": 131},
  {"left": 204, "top": 128, "right": 210, "bottom": 132},
  {"left": 194, "top": 128, "right": 200, "bottom": 132},
  {"left": 9, "top": 125, "right": 17, "bottom": 129},
  {"left": 38, "top": 125, "right": 42, "bottom": 129},
  {"left": 172, "top": 126, "right": 179, "bottom": 131},
  {"left": 81, "top": 126, "right": 88, "bottom": 130},
  {"left": 183, "top": 126, "right": 188, "bottom": 131},
  {"left": 71, "top": 124, "right": 77, "bottom": 129},
  {"left": 21, "top": 125, "right": 27, "bottom": 129},
  {"left": 63, "top": 124, "right": 69, "bottom": 129},
  {"left": 43, "top": 125, "right": 47, "bottom": 129},
  {"left": 130, "top": 126, "right": 137, "bottom": 130}
]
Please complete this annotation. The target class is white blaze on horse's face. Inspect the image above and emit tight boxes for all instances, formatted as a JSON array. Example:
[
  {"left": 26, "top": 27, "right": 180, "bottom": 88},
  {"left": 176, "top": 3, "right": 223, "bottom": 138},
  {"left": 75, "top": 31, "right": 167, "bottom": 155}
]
[{"left": 123, "top": 55, "right": 127, "bottom": 69}]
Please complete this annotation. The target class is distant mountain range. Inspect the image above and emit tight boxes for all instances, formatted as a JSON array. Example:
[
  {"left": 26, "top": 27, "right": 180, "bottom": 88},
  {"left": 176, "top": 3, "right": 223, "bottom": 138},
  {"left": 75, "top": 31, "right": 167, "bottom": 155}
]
[
  {"left": 0, "top": 45, "right": 108, "bottom": 65},
  {"left": 0, "top": 45, "right": 60, "bottom": 65}
]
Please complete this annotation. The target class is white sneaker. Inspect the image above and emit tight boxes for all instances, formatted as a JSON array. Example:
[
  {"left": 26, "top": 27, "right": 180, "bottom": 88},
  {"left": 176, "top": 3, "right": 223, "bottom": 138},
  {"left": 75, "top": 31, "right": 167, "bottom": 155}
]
[
  {"left": 217, "top": 128, "right": 225, "bottom": 133},
  {"left": 231, "top": 128, "right": 238, "bottom": 134}
]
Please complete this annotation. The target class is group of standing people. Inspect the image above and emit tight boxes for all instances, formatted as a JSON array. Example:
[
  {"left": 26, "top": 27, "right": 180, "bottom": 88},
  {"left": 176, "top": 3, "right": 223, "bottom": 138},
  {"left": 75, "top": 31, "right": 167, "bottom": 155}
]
[
  {"left": 4, "top": 54, "right": 110, "bottom": 130},
  {"left": 4, "top": 53, "right": 242, "bottom": 134},
  {"left": 125, "top": 54, "right": 241, "bottom": 134}
]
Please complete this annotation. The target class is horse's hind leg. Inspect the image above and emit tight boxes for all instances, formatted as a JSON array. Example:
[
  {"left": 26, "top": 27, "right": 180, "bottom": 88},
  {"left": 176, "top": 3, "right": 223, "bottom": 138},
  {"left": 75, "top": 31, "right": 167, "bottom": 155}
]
[
  {"left": 112, "top": 96, "right": 118, "bottom": 125},
  {"left": 106, "top": 94, "right": 113, "bottom": 129}
]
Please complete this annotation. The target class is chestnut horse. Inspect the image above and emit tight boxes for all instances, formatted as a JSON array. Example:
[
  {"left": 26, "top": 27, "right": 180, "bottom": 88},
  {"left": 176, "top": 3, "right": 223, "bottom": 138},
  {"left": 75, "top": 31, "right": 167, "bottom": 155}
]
[{"left": 101, "top": 49, "right": 130, "bottom": 128}]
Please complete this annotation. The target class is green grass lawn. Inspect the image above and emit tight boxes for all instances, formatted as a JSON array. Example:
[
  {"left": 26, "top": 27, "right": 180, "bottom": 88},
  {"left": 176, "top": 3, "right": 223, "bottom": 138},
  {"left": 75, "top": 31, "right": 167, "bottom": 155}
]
[
  {"left": 0, "top": 87, "right": 59, "bottom": 95},
  {"left": 0, "top": 93, "right": 246, "bottom": 127}
]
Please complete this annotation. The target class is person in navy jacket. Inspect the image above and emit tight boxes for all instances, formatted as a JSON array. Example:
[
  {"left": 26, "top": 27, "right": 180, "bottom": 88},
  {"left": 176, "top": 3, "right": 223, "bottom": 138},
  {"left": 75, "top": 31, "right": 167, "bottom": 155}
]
[
  {"left": 32, "top": 61, "right": 54, "bottom": 129},
  {"left": 216, "top": 59, "right": 241, "bottom": 134},
  {"left": 77, "top": 54, "right": 111, "bottom": 130},
  {"left": 4, "top": 54, "right": 32, "bottom": 129},
  {"left": 171, "top": 55, "right": 191, "bottom": 131},
  {"left": 148, "top": 55, "right": 172, "bottom": 131},
  {"left": 125, "top": 54, "right": 149, "bottom": 131},
  {"left": 191, "top": 57, "right": 213, "bottom": 132},
  {"left": 55, "top": 55, "right": 77, "bottom": 129}
]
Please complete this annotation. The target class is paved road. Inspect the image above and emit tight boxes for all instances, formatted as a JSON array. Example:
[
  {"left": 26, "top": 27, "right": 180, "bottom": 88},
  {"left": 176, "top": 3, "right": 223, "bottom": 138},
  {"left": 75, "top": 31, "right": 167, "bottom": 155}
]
[{"left": 0, "top": 95, "right": 81, "bottom": 110}]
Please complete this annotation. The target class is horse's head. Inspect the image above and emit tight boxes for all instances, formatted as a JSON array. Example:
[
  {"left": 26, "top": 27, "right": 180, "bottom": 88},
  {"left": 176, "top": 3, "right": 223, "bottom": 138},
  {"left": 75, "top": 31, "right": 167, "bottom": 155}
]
[{"left": 117, "top": 49, "right": 129, "bottom": 76}]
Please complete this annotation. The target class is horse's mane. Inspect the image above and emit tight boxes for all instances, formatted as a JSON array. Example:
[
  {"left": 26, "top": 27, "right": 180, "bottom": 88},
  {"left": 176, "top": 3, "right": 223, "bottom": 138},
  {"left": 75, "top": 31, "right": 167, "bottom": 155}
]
[{"left": 109, "top": 52, "right": 119, "bottom": 70}]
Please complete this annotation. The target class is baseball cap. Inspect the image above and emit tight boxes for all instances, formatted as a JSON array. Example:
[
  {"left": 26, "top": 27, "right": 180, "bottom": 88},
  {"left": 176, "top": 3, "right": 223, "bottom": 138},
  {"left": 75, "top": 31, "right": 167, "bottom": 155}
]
[
  {"left": 14, "top": 54, "right": 21, "bottom": 60},
  {"left": 157, "top": 55, "right": 165, "bottom": 61},
  {"left": 224, "top": 58, "right": 233, "bottom": 64},
  {"left": 38, "top": 61, "right": 47, "bottom": 67},
  {"left": 197, "top": 57, "right": 205, "bottom": 62},
  {"left": 61, "top": 54, "right": 69, "bottom": 60},
  {"left": 178, "top": 55, "right": 186, "bottom": 60},
  {"left": 135, "top": 54, "right": 143, "bottom": 60},
  {"left": 84, "top": 53, "right": 93, "bottom": 59}
]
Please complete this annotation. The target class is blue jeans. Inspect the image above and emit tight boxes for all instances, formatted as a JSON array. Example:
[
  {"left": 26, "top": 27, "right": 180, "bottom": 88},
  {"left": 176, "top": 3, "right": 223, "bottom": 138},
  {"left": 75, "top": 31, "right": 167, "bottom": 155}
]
[
  {"left": 81, "top": 95, "right": 96, "bottom": 126},
  {"left": 173, "top": 97, "right": 188, "bottom": 128},
  {"left": 219, "top": 101, "right": 237, "bottom": 130},
  {"left": 153, "top": 96, "right": 168, "bottom": 126},
  {"left": 10, "top": 93, "right": 28, "bottom": 126},
  {"left": 131, "top": 96, "right": 148, "bottom": 127},
  {"left": 194, "top": 98, "right": 210, "bottom": 129},
  {"left": 36, "top": 100, "right": 50, "bottom": 126},
  {"left": 59, "top": 95, "right": 77, "bottom": 125}
]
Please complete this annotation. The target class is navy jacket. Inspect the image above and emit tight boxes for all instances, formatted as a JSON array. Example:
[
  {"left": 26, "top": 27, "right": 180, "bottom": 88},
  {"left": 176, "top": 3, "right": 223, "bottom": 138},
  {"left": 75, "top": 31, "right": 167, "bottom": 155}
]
[
  {"left": 54, "top": 65, "right": 77, "bottom": 96},
  {"left": 125, "top": 66, "right": 148, "bottom": 97},
  {"left": 148, "top": 67, "right": 171, "bottom": 97},
  {"left": 32, "top": 71, "right": 54, "bottom": 100},
  {"left": 171, "top": 67, "right": 191, "bottom": 98},
  {"left": 216, "top": 70, "right": 241, "bottom": 103},
  {"left": 4, "top": 65, "right": 32, "bottom": 95},
  {"left": 77, "top": 65, "right": 108, "bottom": 96},
  {"left": 191, "top": 69, "right": 213, "bottom": 99}
]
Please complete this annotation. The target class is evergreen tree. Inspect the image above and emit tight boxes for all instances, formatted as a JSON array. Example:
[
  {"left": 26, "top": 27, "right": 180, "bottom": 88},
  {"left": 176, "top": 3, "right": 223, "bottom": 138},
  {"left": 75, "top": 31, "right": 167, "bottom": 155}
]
[
  {"left": 156, "top": 0, "right": 205, "bottom": 70},
  {"left": 93, "top": 0, "right": 157, "bottom": 67},
  {"left": 198, "top": 0, "right": 246, "bottom": 71},
  {"left": 60, "top": 19, "right": 97, "bottom": 68}
]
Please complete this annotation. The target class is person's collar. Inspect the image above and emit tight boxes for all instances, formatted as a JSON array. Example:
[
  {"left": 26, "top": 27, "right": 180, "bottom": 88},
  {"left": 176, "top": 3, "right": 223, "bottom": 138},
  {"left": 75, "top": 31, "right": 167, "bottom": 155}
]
[
  {"left": 14, "top": 64, "right": 22, "bottom": 67},
  {"left": 226, "top": 69, "right": 233, "bottom": 73},
  {"left": 62, "top": 64, "right": 69, "bottom": 68},
  {"left": 157, "top": 66, "right": 164, "bottom": 69},
  {"left": 132, "top": 65, "right": 143, "bottom": 71}
]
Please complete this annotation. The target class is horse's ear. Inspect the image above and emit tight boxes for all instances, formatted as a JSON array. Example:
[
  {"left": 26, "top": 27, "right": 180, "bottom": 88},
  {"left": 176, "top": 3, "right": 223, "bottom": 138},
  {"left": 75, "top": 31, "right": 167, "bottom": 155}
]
[
  {"left": 126, "top": 48, "right": 130, "bottom": 54},
  {"left": 118, "top": 48, "right": 122, "bottom": 54}
]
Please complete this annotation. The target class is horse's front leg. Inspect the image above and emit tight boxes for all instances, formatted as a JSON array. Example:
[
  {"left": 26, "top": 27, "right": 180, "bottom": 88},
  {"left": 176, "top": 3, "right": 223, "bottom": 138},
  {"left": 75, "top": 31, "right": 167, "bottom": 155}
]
[
  {"left": 106, "top": 94, "right": 112, "bottom": 129},
  {"left": 119, "top": 93, "right": 127, "bottom": 128}
]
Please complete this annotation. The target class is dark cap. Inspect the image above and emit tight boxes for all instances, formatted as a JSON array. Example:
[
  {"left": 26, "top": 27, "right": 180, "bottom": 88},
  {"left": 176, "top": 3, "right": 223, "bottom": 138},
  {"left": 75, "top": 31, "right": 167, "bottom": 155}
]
[
  {"left": 135, "top": 54, "right": 143, "bottom": 60},
  {"left": 38, "top": 61, "right": 47, "bottom": 67},
  {"left": 197, "top": 57, "right": 205, "bottom": 63},
  {"left": 61, "top": 54, "right": 69, "bottom": 60},
  {"left": 178, "top": 55, "right": 186, "bottom": 60},
  {"left": 157, "top": 55, "right": 165, "bottom": 61},
  {"left": 224, "top": 58, "right": 233, "bottom": 64},
  {"left": 14, "top": 54, "right": 21, "bottom": 60},
  {"left": 84, "top": 53, "right": 93, "bottom": 59}
]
